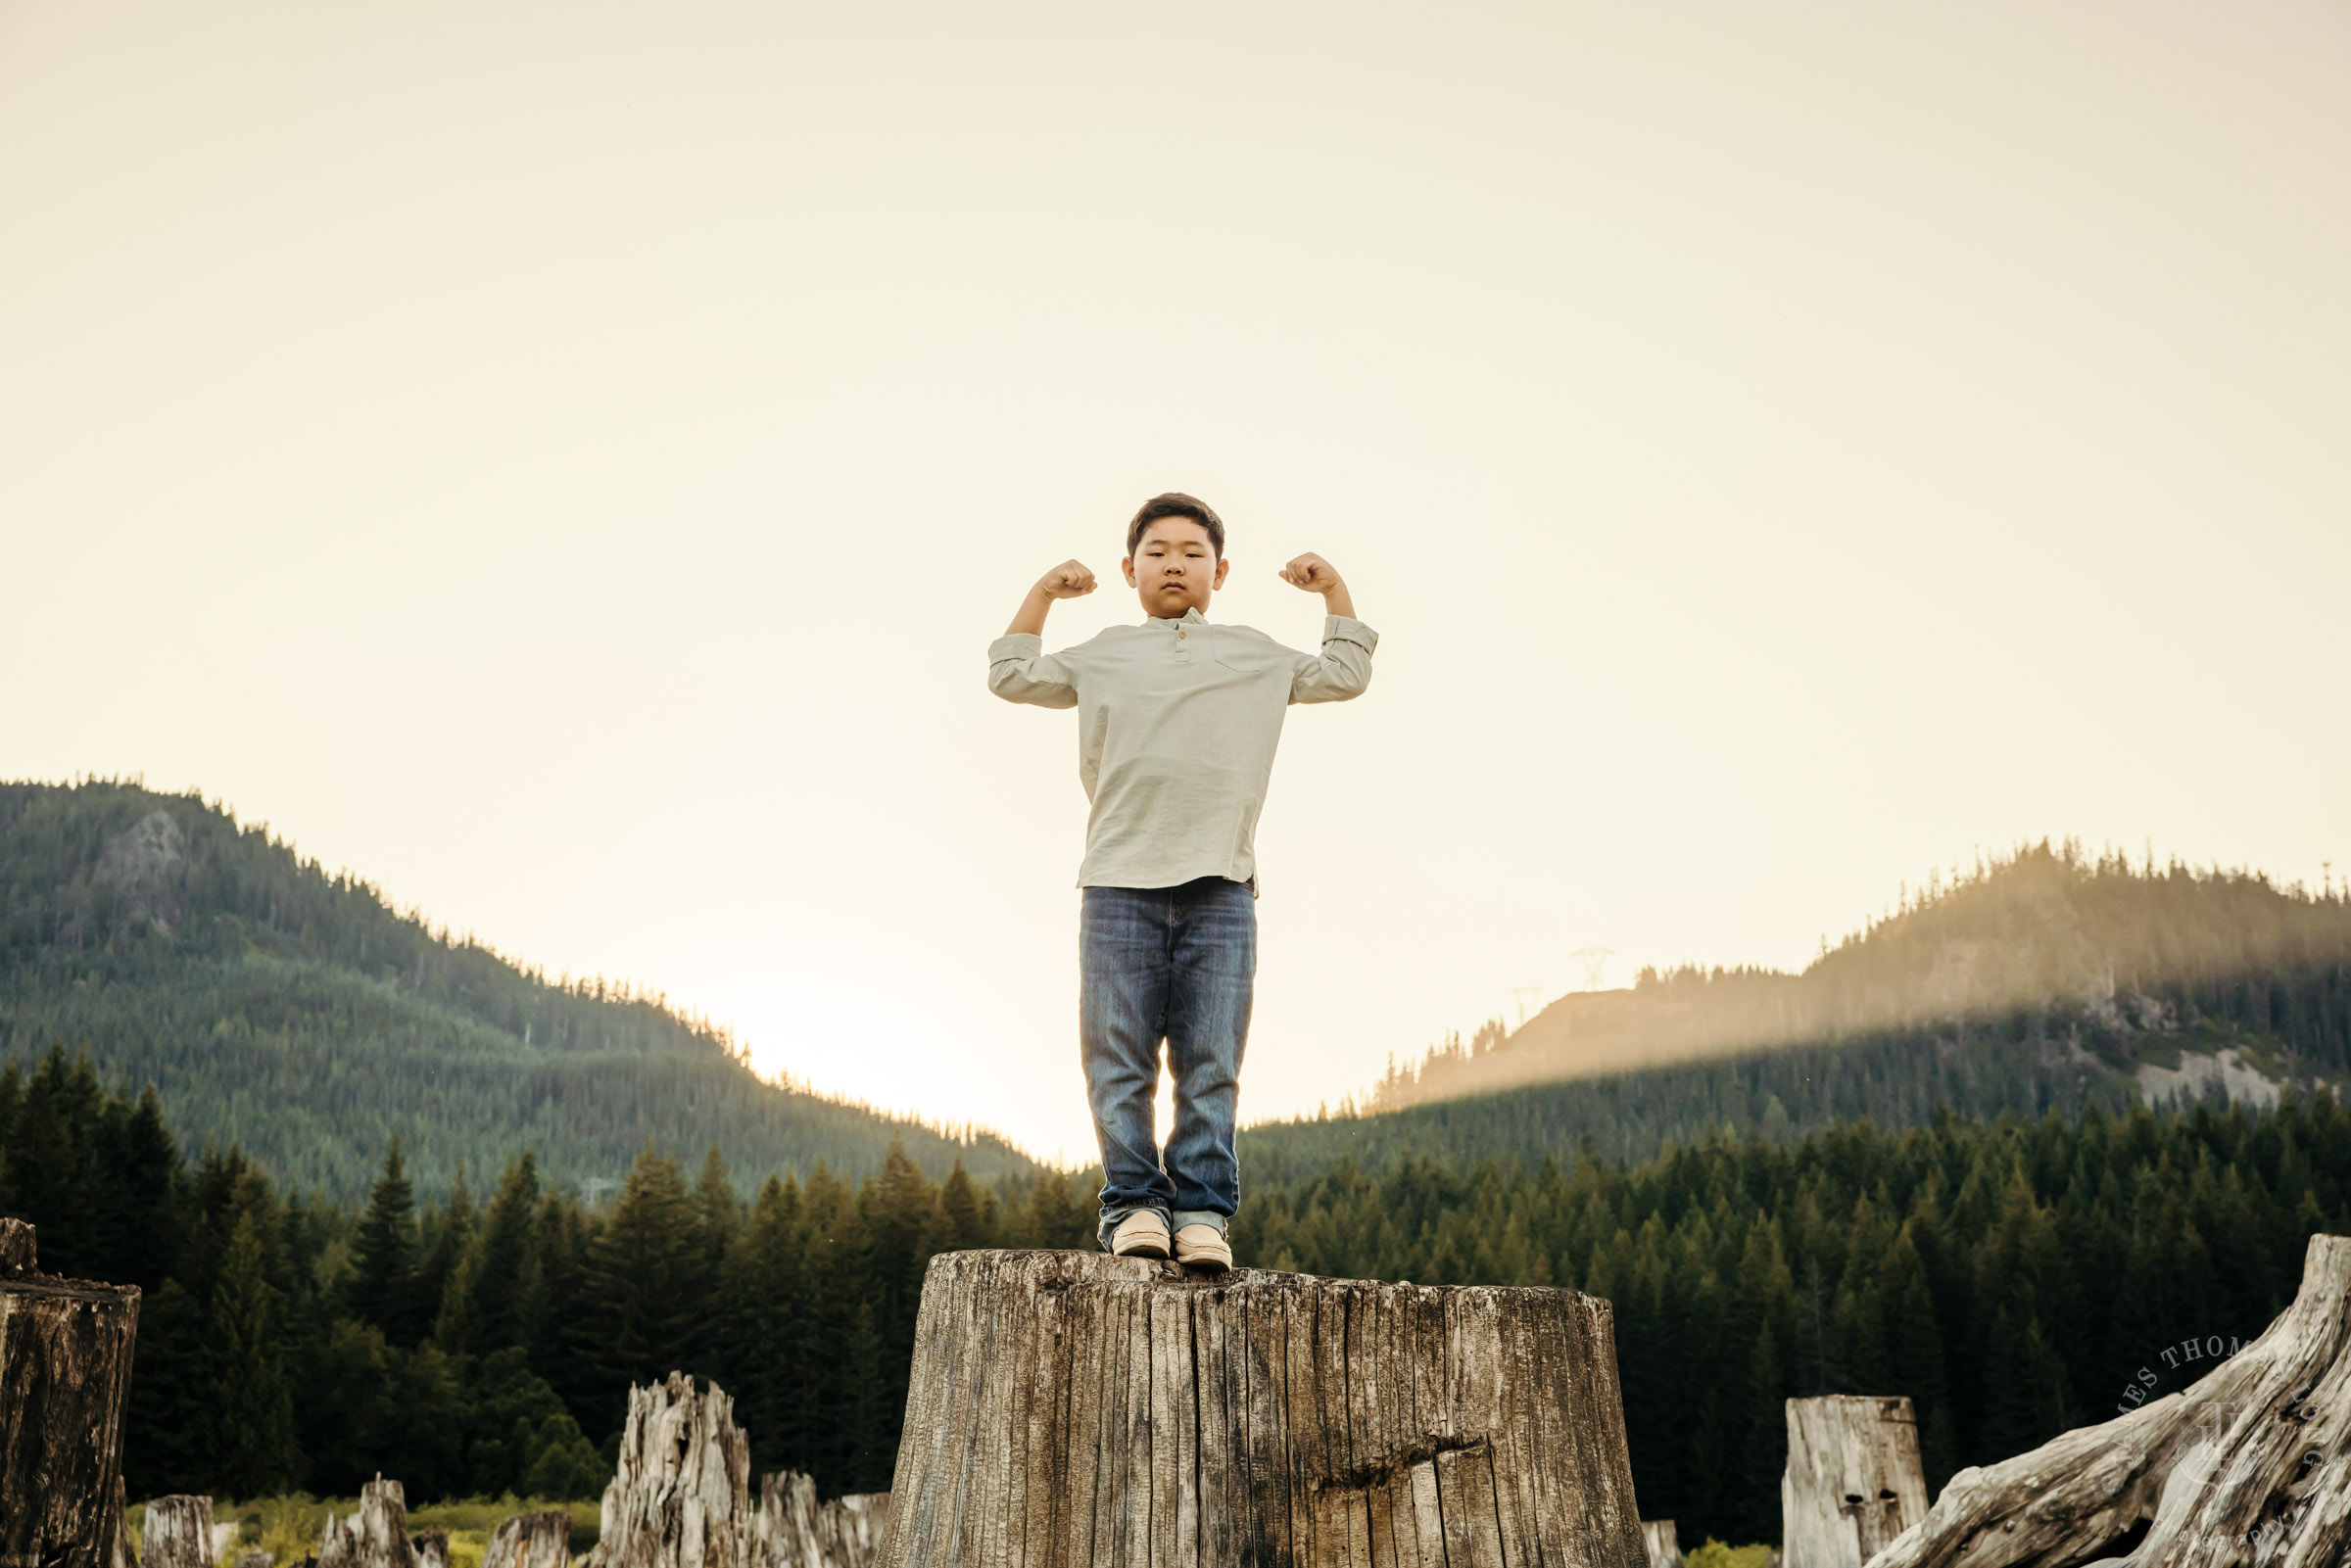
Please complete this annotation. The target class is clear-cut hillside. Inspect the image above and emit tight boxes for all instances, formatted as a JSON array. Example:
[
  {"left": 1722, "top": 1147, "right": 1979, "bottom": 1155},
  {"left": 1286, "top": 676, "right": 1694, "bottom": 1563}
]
[{"left": 0, "top": 780, "right": 1039, "bottom": 1199}]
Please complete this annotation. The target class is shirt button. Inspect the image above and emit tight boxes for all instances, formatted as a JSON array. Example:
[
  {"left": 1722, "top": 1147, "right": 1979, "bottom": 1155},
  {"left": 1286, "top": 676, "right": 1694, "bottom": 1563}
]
[{"left": 1178, "top": 631, "right": 1187, "bottom": 639}]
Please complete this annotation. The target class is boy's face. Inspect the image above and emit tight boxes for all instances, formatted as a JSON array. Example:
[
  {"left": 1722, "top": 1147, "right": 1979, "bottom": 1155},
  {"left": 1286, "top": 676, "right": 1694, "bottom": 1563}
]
[{"left": 1123, "top": 518, "right": 1229, "bottom": 619}]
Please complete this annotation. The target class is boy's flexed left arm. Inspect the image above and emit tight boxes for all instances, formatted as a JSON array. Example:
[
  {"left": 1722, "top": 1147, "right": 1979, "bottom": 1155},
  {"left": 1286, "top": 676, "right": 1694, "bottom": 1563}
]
[{"left": 1279, "top": 552, "right": 1377, "bottom": 703}]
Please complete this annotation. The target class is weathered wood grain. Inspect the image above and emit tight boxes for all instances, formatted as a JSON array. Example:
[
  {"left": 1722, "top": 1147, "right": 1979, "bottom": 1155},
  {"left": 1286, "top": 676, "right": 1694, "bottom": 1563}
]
[
  {"left": 1874, "top": 1232, "right": 2351, "bottom": 1568},
  {"left": 588, "top": 1374, "right": 755, "bottom": 1568},
  {"left": 750, "top": 1471, "right": 888, "bottom": 1568},
  {"left": 315, "top": 1478, "right": 415, "bottom": 1568},
  {"left": 137, "top": 1497, "right": 213, "bottom": 1568},
  {"left": 1637, "top": 1522, "right": 1681, "bottom": 1568},
  {"left": 873, "top": 1250, "right": 1649, "bottom": 1568},
  {"left": 0, "top": 1220, "right": 140, "bottom": 1568},
  {"left": 480, "top": 1512, "right": 571, "bottom": 1568},
  {"left": 1780, "top": 1396, "right": 1929, "bottom": 1568}
]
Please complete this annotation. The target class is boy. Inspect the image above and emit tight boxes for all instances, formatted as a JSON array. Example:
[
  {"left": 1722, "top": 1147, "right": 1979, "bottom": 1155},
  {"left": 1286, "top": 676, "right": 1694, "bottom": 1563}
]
[{"left": 987, "top": 493, "right": 1377, "bottom": 1269}]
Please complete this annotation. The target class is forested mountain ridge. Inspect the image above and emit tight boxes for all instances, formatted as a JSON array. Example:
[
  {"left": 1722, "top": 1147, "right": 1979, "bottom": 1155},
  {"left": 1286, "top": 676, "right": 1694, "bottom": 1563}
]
[
  {"left": 0, "top": 780, "right": 1038, "bottom": 1199},
  {"left": 1244, "top": 845, "right": 2350, "bottom": 1176},
  {"left": 1383, "top": 844, "right": 2351, "bottom": 1109}
]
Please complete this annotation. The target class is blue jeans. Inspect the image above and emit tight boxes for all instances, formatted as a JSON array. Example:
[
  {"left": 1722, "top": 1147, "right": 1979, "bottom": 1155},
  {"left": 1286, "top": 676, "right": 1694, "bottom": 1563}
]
[{"left": 1080, "top": 877, "right": 1256, "bottom": 1251}]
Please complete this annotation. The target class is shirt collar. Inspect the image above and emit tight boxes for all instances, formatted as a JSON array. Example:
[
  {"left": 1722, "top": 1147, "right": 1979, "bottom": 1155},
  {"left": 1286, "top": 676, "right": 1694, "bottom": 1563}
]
[{"left": 1142, "top": 607, "right": 1208, "bottom": 627}]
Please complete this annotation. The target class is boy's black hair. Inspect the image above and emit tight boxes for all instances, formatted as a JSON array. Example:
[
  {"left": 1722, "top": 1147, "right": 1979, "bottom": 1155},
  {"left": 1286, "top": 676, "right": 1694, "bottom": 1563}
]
[{"left": 1126, "top": 493, "right": 1225, "bottom": 560}]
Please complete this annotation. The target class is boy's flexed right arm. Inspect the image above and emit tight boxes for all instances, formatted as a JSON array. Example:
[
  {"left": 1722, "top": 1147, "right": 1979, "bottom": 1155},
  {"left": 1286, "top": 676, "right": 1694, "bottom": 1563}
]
[{"left": 987, "top": 559, "right": 1095, "bottom": 707}]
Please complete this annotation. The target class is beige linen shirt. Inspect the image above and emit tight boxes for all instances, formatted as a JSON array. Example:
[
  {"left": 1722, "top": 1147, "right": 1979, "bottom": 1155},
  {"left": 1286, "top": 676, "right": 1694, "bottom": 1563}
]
[{"left": 987, "top": 608, "right": 1378, "bottom": 888}]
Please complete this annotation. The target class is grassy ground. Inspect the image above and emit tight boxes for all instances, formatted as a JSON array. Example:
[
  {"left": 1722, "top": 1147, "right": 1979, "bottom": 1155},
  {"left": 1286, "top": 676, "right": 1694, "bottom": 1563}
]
[
  {"left": 128, "top": 1498, "right": 600, "bottom": 1568},
  {"left": 1683, "top": 1543, "right": 1775, "bottom": 1568}
]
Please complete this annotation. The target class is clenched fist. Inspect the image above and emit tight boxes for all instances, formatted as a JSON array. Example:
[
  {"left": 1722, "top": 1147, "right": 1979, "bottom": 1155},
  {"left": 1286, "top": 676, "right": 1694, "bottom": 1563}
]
[
  {"left": 1278, "top": 553, "right": 1342, "bottom": 594},
  {"left": 1036, "top": 560, "right": 1097, "bottom": 599}
]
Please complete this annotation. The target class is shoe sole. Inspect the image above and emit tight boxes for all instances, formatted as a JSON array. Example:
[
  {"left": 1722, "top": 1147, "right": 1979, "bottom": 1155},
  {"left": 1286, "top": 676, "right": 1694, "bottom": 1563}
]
[{"left": 1114, "top": 1239, "right": 1172, "bottom": 1260}]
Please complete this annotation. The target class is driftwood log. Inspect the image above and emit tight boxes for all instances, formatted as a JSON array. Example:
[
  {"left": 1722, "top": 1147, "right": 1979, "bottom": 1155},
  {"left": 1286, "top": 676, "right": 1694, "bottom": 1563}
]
[
  {"left": 1781, "top": 1396, "right": 1930, "bottom": 1567},
  {"left": 588, "top": 1372, "right": 895, "bottom": 1568},
  {"left": 481, "top": 1513, "right": 573, "bottom": 1568},
  {"left": 1640, "top": 1520, "right": 1684, "bottom": 1568},
  {"left": 1875, "top": 1231, "right": 2351, "bottom": 1568},
  {"left": 876, "top": 1249, "right": 1647, "bottom": 1568},
  {"left": 0, "top": 1217, "right": 141, "bottom": 1568},
  {"left": 316, "top": 1479, "right": 415, "bottom": 1568}
]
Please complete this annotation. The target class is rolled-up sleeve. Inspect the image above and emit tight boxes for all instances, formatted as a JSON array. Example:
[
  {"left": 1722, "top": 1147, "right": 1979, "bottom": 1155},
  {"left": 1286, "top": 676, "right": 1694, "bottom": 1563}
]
[
  {"left": 987, "top": 633, "right": 1080, "bottom": 707},
  {"left": 1289, "top": 615, "right": 1377, "bottom": 704}
]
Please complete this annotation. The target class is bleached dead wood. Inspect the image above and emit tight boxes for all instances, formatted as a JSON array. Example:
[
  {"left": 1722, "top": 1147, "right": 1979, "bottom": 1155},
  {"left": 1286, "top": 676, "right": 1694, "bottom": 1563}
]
[
  {"left": 481, "top": 1513, "right": 573, "bottom": 1568},
  {"left": 1781, "top": 1396, "right": 1931, "bottom": 1567},
  {"left": 138, "top": 1497, "right": 214, "bottom": 1568},
  {"left": 237, "top": 1552, "right": 275, "bottom": 1568},
  {"left": 1873, "top": 1231, "right": 2351, "bottom": 1568},
  {"left": 408, "top": 1532, "right": 448, "bottom": 1568},
  {"left": 875, "top": 1249, "right": 1648, "bottom": 1568},
  {"left": 749, "top": 1473, "right": 888, "bottom": 1568},
  {"left": 1641, "top": 1519, "right": 1685, "bottom": 1568},
  {"left": 315, "top": 1478, "right": 415, "bottom": 1568},
  {"left": 586, "top": 1373, "right": 755, "bottom": 1568},
  {"left": 0, "top": 1219, "right": 141, "bottom": 1568}
]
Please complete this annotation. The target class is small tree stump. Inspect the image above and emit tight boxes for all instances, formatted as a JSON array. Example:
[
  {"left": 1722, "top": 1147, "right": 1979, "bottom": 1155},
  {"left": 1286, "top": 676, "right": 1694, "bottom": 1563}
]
[
  {"left": 238, "top": 1553, "right": 275, "bottom": 1568},
  {"left": 1640, "top": 1520, "right": 1684, "bottom": 1568},
  {"left": 315, "top": 1479, "right": 415, "bottom": 1568},
  {"left": 481, "top": 1513, "right": 573, "bottom": 1568},
  {"left": 0, "top": 1219, "right": 141, "bottom": 1568},
  {"left": 750, "top": 1473, "right": 888, "bottom": 1568},
  {"left": 588, "top": 1373, "right": 754, "bottom": 1568},
  {"left": 409, "top": 1533, "right": 449, "bottom": 1568},
  {"left": 1874, "top": 1232, "right": 2351, "bottom": 1568},
  {"left": 1780, "top": 1396, "right": 1930, "bottom": 1568},
  {"left": 139, "top": 1497, "right": 214, "bottom": 1568},
  {"left": 876, "top": 1250, "right": 1647, "bottom": 1567}
]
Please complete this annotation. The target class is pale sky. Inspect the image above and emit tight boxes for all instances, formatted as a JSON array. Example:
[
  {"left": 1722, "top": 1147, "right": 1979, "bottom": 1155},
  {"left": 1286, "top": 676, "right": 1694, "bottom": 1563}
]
[{"left": 5, "top": 2, "right": 2346, "bottom": 1165}]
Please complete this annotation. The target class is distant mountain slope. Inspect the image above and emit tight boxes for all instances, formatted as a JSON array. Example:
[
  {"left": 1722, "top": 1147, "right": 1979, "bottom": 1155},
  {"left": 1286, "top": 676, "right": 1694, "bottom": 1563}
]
[
  {"left": 1244, "top": 845, "right": 2350, "bottom": 1177},
  {"left": 0, "top": 781, "right": 1038, "bottom": 1199}
]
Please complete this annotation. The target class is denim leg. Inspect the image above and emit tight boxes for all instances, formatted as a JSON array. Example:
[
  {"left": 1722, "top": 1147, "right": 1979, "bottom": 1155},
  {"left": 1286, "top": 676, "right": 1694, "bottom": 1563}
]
[
  {"left": 1163, "top": 878, "right": 1256, "bottom": 1232},
  {"left": 1080, "top": 886, "right": 1177, "bottom": 1248}
]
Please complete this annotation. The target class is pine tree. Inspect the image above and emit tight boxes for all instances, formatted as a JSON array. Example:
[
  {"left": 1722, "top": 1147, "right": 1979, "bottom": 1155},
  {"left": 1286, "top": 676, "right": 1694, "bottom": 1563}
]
[
  {"left": 207, "top": 1209, "right": 300, "bottom": 1496},
  {"left": 350, "top": 1137, "right": 422, "bottom": 1343}
]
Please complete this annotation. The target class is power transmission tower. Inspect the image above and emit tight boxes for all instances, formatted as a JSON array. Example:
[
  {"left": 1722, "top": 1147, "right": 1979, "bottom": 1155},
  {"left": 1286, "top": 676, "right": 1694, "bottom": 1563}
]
[
  {"left": 1511, "top": 986, "right": 1547, "bottom": 1027},
  {"left": 1568, "top": 946, "right": 1615, "bottom": 991}
]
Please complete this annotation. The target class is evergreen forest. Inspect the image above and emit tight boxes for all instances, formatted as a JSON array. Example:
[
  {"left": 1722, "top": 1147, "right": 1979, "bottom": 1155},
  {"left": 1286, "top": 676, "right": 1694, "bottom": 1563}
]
[
  {"left": 1249, "top": 845, "right": 2351, "bottom": 1177},
  {"left": 11, "top": 1044, "right": 2347, "bottom": 1547},
  {"left": 0, "top": 781, "right": 1035, "bottom": 1200}
]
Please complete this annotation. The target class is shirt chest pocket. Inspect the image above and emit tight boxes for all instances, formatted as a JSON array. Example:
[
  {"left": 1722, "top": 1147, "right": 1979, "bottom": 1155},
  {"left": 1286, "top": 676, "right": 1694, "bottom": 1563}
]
[{"left": 1212, "top": 637, "right": 1281, "bottom": 676}]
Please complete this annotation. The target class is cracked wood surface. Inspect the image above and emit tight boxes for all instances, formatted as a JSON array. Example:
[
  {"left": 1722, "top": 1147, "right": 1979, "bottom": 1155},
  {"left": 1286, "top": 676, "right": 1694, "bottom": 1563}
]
[
  {"left": 1779, "top": 1396, "right": 1929, "bottom": 1568},
  {"left": 0, "top": 1219, "right": 140, "bottom": 1568},
  {"left": 874, "top": 1250, "right": 1648, "bottom": 1568},
  {"left": 1872, "top": 1232, "right": 2351, "bottom": 1568}
]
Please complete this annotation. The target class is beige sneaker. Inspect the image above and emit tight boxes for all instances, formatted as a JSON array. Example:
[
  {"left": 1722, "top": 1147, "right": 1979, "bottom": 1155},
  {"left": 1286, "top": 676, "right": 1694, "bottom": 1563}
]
[
  {"left": 1174, "top": 1223, "right": 1232, "bottom": 1273},
  {"left": 1110, "top": 1210, "right": 1172, "bottom": 1259}
]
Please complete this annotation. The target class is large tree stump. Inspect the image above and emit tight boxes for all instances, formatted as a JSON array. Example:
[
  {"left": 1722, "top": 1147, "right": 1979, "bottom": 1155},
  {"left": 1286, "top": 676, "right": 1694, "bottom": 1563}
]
[
  {"left": 138, "top": 1497, "right": 214, "bottom": 1568},
  {"left": 1781, "top": 1396, "right": 1930, "bottom": 1567},
  {"left": 1640, "top": 1521, "right": 1684, "bottom": 1568},
  {"left": 482, "top": 1514, "right": 573, "bottom": 1568},
  {"left": 315, "top": 1479, "right": 415, "bottom": 1568},
  {"left": 0, "top": 1217, "right": 141, "bottom": 1568},
  {"left": 1874, "top": 1232, "right": 2351, "bottom": 1568},
  {"left": 876, "top": 1249, "right": 1647, "bottom": 1567}
]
